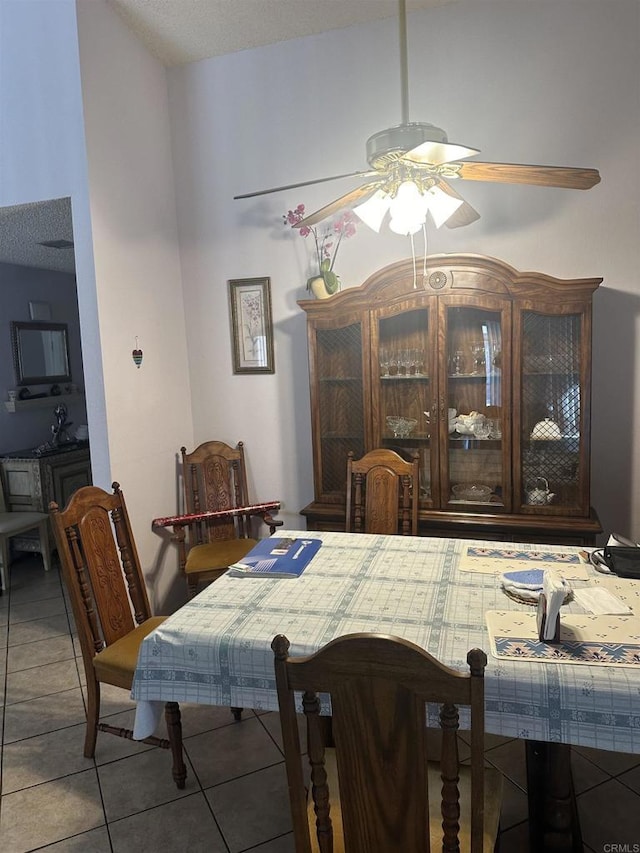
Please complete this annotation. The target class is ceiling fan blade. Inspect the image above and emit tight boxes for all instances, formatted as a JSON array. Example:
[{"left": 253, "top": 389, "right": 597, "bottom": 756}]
[
  {"left": 457, "top": 161, "right": 600, "bottom": 189},
  {"left": 402, "top": 140, "right": 480, "bottom": 167},
  {"left": 234, "top": 170, "right": 378, "bottom": 200},
  {"left": 437, "top": 180, "right": 481, "bottom": 229},
  {"left": 294, "top": 182, "right": 383, "bottom": 228}
]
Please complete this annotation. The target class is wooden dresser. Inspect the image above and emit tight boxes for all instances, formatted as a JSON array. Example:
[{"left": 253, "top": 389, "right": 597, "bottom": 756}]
[{"left": 0, "top": 444, "right": 92, "bottom": 556}]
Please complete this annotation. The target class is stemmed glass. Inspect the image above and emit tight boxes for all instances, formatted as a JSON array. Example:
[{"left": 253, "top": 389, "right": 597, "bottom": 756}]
[
  {"left": 470, "top": 342, "right": 486, "bottom": 375},
  {"left": 379, "top": 348, "right": 390, "bottom": 377},
  {"left": 472, "top": 421, "right": 491, "bottom": 440}
]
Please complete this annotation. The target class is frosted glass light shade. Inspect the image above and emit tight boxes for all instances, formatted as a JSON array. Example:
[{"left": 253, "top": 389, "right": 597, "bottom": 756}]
[
  {"left": 389, "top": 181, "right": 428, "bottom": 235},
  {"left": 426, "top": 185, "right": 464, "bottom": 228},
  {"left": 353, "top": 190, "right": 391, "bottom": 232},
  {"left": 353, "top": 179, "right": 464, "bottom": 234}
]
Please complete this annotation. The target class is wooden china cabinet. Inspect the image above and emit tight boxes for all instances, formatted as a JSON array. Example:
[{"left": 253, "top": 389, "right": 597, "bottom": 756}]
[{"left": 299, "top": 254, "right": 602, "bottom": 545}]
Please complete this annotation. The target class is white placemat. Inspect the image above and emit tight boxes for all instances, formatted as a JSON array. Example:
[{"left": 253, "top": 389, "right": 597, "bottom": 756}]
[
  {"left": 460, "top": 544, "right": 589, "bottom": 579},
  {"left": 486, "top": 610, "right": 640, "bottom": 667}
]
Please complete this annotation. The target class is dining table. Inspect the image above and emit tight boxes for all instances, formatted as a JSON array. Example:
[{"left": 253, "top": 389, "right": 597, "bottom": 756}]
[{"left": 131, "top": 529, "right": 640, "bottom": 852}]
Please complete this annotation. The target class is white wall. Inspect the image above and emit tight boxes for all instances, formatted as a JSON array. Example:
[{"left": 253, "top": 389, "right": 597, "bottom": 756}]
[
  {"left": 1, "top": 0, "right": 192, "bottom": 610},
  {"left": 168, "top": 0, "right": 640, "bottom": 540},
  {"left": 76, "top": 0, "right": 193, "bottom": 609},
  {"left": 0, "top": 0, "right": 108, "bottom": 484}
]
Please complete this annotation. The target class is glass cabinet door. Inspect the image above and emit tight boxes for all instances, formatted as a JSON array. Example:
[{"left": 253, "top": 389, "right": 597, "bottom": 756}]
[
  {"left": 519, "top": 310, "right": 585, "bottom": 514},
  {"left": 314, "top": 323, "right": 365, "bottom": 503},
  {"left": 375, "top": 308, "right": 432, "bottom": 505},
  {"left": 442, "top": 302, "right": 508, "bottom": 510}
]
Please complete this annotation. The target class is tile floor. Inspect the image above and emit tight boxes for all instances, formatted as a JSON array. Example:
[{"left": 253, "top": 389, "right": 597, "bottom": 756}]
[{"left": 1, "top": 554, "right": 640, "bottom": 852}]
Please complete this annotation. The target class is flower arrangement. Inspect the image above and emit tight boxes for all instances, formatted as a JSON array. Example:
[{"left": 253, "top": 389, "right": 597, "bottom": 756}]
[{"left": 283, "top": 203, "right": 357, "bottom": 295}]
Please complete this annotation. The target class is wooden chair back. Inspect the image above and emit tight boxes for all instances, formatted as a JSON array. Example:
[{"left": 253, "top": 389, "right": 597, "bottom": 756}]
[
  {"left": 50, "top": 482, "right": 187, "bottom": 789},
  {"left": 273, "top": 633, "right": 490, "bottom": 853},
  {"left": 181, "top": 440, "right": 253, "bottom": 545},
  {"left": 50, "top": 482, "right": 151, "bottom": 662},
  {"left": 346, "top": 448, "right": 420, "bottom": 535}
]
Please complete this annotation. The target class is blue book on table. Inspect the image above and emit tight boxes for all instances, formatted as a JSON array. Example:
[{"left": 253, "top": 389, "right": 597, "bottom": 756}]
[{"left": 227, "top": 537, "right": 321, "bottom": 578}]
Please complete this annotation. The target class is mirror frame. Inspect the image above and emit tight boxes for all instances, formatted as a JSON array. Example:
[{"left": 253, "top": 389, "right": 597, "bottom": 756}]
[{"left": 11, "top": 321, "right": 72, "bottom": 386}]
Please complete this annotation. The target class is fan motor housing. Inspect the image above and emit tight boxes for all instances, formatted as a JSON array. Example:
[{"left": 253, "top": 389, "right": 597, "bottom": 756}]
[{"left": 366, "top": 122, "right": 448, "bottom": 168}]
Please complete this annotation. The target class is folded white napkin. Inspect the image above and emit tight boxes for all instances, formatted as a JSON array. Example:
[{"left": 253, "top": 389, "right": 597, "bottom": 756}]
[
  {"left": 572, "top": 587, "right": 632, "bottom": 615},
  {"left": 541, "top": 570, "right": 569, "bottom": 640}
]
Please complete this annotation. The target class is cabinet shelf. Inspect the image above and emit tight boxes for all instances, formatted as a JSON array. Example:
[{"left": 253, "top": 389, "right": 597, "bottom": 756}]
[
  {"left": 448, "top": 373, "right": 501, "bottom": 380},
  {"left": 384, "top": 434, "right": 431, "bottom": 441},
  {"left": 4, "top": 393, "right": 85, "bottom": 413},
  {"left": 380, "top": 374, "right": 430, "bottom": 380},
  {"left": 449, "top": 437, "right": 502, "bottom": 446}
]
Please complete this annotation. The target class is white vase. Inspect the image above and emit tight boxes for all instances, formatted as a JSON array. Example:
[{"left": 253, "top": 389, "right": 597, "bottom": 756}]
[{"left": 309, "top": 276, "right": 332, "bottom": 299}]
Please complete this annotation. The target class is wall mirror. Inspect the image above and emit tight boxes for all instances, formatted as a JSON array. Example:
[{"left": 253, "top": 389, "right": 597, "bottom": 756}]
[{"left": 11, "top": 321, "right": 71, "bottom": 385}]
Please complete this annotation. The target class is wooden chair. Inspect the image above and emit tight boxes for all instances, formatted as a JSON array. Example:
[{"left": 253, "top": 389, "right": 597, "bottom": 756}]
[
  {"left": 272, "top": 633, "right": 503, "bottom": 853},
  {"left": 174, "top": 440, "right": 282, "bottom": 598},
  {"left": 0, "top": 473, "right": 51, "bottom": 593},
  {"left": 49, "top": 482, "right": 186, "bottom": 789},
  {"left": 346, "top": 448, "right": 420, "bottom": 535}
]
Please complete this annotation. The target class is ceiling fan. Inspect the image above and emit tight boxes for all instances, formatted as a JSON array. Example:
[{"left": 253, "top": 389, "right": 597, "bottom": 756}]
[{"left": 234, "top": 0, "right": 600, "bottom": 235}]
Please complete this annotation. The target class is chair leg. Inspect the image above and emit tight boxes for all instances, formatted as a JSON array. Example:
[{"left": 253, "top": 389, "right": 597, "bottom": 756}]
[
  {"left": 38, "top": 521, "right": 52, "bottom": 572},
  {"left": 187, "top": 575, "right": 199, "bottom": 599},
  {"left": 84, "top": 677, "right": 100, "bottom": 757},
  {"left": 231, "top": 707, "right": 243, "bottom": 721},
  {"left": 164, "top": 701, "right": 187, "bottom": 789},
  {"left": 0, "top": 537, "right": 8, "bottom": 592}
]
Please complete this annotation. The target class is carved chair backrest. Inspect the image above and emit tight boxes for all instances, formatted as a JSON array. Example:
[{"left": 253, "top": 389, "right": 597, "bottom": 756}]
[
  {"left": 49, "top": 483, "right": 151, "bottom": 672},
  {"left": 273, "top": 633, "right": 488, "bottom": 853},
  {"left": 181, "top": 440, "right": 252, "bottom": 545},
  {"left": 346, "top": 448, "right": 420, "bottom": 535}
]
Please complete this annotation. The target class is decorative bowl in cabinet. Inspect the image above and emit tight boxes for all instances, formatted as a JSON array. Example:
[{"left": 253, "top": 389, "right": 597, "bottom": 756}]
[
  {"left": 386, "top": 415, "right": 418, "bottom": 438},
  {"left": 452, "top": 483, "right": 492, "bottom": 502}
]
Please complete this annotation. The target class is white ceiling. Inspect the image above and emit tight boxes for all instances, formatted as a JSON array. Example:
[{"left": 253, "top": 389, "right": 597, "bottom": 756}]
[
  {"left": 1, "top": 0, "right": 454, "bottom": 276},
  {"left": 107, "top": 0, "right": 455, "bottom": 67},
  {"left": 0, "top": 198, "right": 75, "bottom": 275}
]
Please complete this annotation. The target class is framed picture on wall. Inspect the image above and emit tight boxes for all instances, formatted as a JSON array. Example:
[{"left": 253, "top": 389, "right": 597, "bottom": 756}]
[{"left": 228, "top": 277, "right": 275, "bottom": 374}]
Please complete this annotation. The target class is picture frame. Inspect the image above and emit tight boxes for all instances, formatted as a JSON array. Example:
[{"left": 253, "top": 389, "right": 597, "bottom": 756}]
[{"left": 228, "top": 277, "right": 275, "bottom": 374}]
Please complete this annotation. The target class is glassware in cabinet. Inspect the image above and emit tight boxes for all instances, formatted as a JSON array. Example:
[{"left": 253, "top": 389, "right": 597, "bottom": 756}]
[
  {"left": 376, "top": 308, "right": 432, "bottom": 502},
  {"left": 443, "top": 303, "right": 507, "bottom": 510}
]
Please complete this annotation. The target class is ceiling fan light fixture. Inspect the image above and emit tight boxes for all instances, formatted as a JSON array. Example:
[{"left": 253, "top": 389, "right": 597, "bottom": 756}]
[
  {"left": 389, "top": 214, "right": 423, "bottom": 236},
  {"left": 388, "top": 181, "right": 429, "bottom": 235},
  {"left": 353, "top": 189, "right": 391, "bottom": 232},
  {"left": 426, "top": 185, "right": 464, "bottom": 228}
]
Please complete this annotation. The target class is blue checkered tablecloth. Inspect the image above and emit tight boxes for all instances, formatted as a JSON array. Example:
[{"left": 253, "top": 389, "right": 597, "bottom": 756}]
[{"left": 131, "top": 531, "right": 640, "bottom": 753}]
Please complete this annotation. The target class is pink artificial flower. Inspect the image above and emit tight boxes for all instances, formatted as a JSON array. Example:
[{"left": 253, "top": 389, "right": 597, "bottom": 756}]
[{"left": 282, "top": 202, "right": 358, "bottom": 284}]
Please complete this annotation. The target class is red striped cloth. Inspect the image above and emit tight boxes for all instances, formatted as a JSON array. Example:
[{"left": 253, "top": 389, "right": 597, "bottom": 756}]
[{"left": 152, "top": 501, "right": 280, "bottom": 529}]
